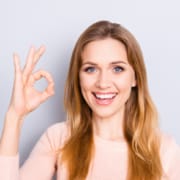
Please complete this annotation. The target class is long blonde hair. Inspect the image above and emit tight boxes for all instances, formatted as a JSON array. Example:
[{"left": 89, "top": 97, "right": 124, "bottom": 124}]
[{"left": 61, "top": 20, "right": 163, "bottom": 180}]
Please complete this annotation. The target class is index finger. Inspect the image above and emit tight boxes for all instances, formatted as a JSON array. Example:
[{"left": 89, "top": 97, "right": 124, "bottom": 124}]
[{"left": 22, "top": 46, "right": 35, "bottom": 79}]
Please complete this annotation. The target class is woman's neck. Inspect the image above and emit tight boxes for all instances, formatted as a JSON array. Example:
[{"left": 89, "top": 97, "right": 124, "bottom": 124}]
[{"left": 92, "top": 111, "right": 125, "bottom": 141}]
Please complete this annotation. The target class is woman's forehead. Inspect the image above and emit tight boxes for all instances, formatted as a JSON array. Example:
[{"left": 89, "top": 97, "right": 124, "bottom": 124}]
[{"left": 81, "top": 38, "right": 128, "bottom": 64}]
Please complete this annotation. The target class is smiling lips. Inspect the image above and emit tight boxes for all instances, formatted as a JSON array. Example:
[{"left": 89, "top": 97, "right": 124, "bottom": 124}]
[{"left": 93, "top": 92, "right": 117, "bottom": 105}]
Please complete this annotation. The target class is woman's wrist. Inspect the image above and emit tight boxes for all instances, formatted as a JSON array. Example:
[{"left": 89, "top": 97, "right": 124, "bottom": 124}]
[{"left": 5, "top": 108, "right": 25, "bottom": 127}]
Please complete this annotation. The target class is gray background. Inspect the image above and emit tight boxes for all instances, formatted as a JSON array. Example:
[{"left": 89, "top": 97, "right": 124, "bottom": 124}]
[{"left": 0, "top": 0, "right": 179, "bottom": 166}]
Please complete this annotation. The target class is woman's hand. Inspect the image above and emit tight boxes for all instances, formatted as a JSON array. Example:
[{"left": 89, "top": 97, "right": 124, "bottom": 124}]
[{"left": 7, "top": 46, "right": 55, "bottom": 120}]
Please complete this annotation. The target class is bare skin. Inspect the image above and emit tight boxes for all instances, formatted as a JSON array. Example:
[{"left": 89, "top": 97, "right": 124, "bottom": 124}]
[{"left": 0, "top": 46, "right": 55, "bottom": 155}]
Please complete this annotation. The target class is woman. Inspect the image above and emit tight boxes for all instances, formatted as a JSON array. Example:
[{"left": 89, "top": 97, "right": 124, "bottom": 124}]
[{"left": 0, "top": 20, "right": 180, "bottom": 180}]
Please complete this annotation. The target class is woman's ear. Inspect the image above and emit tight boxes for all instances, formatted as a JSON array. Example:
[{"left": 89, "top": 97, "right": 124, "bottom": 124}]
[
  {"left": 132, "top": 76, "right": 136, "bottom": 87},
  {"left": 132, "top": 82, "right": 136, "bottom": 88}
]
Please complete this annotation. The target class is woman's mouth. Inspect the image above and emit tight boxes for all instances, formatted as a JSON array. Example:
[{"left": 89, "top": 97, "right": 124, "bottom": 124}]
[{"left": 92, "top": 92, "right": 117, "bottom": 105}]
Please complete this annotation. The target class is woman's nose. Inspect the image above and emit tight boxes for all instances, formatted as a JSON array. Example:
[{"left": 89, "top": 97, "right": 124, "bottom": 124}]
[{"left": 95, "top": 70, "right": 111, "bottom": 89}]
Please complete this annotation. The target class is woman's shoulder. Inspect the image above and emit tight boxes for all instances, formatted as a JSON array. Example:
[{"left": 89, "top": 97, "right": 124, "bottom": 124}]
[
  {"left": 46, "top": 121, "right": 68, "bottom": 133},
  {"left": 160, "top": 132, "right": 179, "bottom": 151},
  {"left": 160, "top": 132, "right": 180, "bottom": 158},
  {"left": 33, "top": 121, "right": 69, "bottom": 153},
  {"left": 45, "top": 121, "right": 69, "bottom": 145},
  {"left": 159, "top": 132, "right": 180, "bottom": 177}
]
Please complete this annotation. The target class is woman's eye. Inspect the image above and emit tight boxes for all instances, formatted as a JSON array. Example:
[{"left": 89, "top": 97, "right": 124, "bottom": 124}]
[
  {"left": 84, "top": 67, "right": 96, "bottom": 73},
  {"left": 113, "top": 66, "right": 124, "bottom": 73}
]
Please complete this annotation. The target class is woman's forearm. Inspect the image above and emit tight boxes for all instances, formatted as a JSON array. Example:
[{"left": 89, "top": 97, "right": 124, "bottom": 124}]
[{"left": 0, "top": 111, "right": 24, "bottom": 156}]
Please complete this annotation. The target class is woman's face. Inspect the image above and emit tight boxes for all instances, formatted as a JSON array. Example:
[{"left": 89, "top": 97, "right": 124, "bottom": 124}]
[{"left": 79, "top": 38, "right": 136, "bottom": 120}]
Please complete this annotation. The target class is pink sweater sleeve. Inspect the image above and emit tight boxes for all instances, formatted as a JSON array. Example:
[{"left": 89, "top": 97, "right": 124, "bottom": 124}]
[{"left": 0, "top": 122, "right": 67, "bottom": 180}]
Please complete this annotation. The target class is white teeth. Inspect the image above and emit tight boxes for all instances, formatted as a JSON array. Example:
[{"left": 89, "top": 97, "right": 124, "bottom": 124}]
[{"left": 94, "top": 93, "right": 116, "bottom": 99}]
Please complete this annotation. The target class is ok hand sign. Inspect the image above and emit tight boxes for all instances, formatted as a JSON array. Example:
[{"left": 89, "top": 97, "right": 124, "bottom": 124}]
[{"left": 8, "top": 46, "right": 55, "bottom": 119}]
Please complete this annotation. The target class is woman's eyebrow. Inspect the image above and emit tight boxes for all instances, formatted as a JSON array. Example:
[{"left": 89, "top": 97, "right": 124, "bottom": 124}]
[
  {"left": 111, "top": 61, "right": 127, "bottom": 65},
  {"left": 82, "top": 61, "right": 97, "bottom": 65}
]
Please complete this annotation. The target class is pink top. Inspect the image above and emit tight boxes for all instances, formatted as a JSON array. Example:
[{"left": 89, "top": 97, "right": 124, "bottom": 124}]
[{"left": 0, "top": 122, "right": 180, "bottom": 180}]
